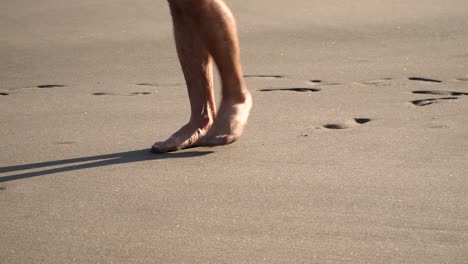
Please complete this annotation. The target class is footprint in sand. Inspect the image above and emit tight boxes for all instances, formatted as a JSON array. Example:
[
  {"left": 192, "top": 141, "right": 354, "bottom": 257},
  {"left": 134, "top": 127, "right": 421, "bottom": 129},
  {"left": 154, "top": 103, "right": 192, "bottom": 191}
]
[
  {"left": 93, "top": 92, "right": 112, "bottom": 96},
  {"left": 322, "top": 118, "right": 372, "bottom": 130},
  {"left": 136, "top": 82, "right": 182, "bottom": 87},
  {"left": 137, "top": 83, "right": 158, "bottom": 87},
  {"left": 93, "top": 92, "right": 151, "bottom": 96},
  {"left": 427, "top": 124, "right": 450, "bottom": 129},
  {"left": 309, "top": 80, "right": 342, "bottom": 86},
  {"left": 53, "top": 141, "right": 75, "bottom": 145},
  {"left": 307, "top": 78, "right": 392, "bottom": 87},
  {"left": 410, "top": 89, "right": 467, "bottom": 106},
  {"left": 411, "top": 97, "right": 458, "bottom": 106},
  {"left": 408, "top": 77, "right": 442, "bottom": 83},
  {"left": 3, "top": 84, "right": 67, "bottom": 91},
  {"left": 300, "top": 118, "right": 371, "bottom": 136},
  {"left": 244, "top": 74, "right": 285, "bottom": 79},
  {"left": 357, "top": 78, "right": 393, "bottom": 86},
  {"left": 258, "top": 87, "right": 320, "bottom": 93},
  {"left": 412, "top": 90, "right": 468, "bottom": 96},
  {"left": 37, "top": 84, "right": 67, "bottom": 88}
]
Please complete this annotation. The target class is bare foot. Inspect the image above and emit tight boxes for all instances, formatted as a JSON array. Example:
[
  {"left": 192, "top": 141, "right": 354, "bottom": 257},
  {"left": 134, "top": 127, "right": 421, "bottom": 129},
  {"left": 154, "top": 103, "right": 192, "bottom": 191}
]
[
  {"left": 200, "top": 91, "right": 252, "bottom": 146},
  {"left": 151, "top": 119, "right": 212, "bottom": 153}
]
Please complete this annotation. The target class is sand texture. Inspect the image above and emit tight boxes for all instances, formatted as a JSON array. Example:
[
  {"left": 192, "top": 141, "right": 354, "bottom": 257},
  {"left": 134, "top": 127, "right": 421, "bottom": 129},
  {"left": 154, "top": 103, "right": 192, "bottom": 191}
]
[{"left": 1, "top": 0, "right": 468, "bottom": 263}]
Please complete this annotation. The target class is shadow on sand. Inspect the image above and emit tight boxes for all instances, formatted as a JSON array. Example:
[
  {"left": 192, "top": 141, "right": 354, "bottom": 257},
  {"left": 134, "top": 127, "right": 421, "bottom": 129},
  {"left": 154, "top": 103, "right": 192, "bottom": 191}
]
[{"left": 0, "top": 149, "right": 213, "bottom": 183}]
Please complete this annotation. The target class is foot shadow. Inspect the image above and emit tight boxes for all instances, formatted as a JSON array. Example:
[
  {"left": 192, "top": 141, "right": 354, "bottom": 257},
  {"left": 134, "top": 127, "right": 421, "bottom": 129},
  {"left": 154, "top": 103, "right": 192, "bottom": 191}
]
[{"left": 0, "top": 149, "right": 212, "bottom": 183}]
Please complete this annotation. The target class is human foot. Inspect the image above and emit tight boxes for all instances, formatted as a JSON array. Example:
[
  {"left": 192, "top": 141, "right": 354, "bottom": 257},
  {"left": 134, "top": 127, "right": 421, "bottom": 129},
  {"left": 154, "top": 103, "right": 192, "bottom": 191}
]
[
  {"left": 199, "top": 91, "right": 252, "bottom": 146},
  {"left": 151, "top": 120, "right": 212, "bottom": 153}
]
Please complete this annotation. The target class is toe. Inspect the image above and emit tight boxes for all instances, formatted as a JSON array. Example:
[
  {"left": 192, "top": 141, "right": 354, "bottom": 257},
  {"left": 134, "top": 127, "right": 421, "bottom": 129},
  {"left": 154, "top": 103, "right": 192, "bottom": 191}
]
[
  {"left": 151, "top": 142, "right": 165, "bottom": 154},
  {"left": 151, "top": 141, "right": 177, "bottom": 154}
]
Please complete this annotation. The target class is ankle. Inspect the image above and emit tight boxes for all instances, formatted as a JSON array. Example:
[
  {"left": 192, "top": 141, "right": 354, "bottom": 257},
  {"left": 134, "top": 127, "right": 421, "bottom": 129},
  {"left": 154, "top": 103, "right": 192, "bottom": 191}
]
[
  {"left": 222, "top": 89, "right": 251, "bottom": 104},
  {"left": 189, "top": 113, "right": 213, "bottom": 128}
]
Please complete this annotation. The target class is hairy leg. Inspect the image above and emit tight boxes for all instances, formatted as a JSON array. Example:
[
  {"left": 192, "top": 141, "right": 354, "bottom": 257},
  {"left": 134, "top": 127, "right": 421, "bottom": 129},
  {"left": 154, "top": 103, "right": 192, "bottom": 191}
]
[
  {"left": 152, "top": 2, "right": 216, "bottom": 153},
  {"left": 195, "top": 0, "right": 252, "bottom": 146}
]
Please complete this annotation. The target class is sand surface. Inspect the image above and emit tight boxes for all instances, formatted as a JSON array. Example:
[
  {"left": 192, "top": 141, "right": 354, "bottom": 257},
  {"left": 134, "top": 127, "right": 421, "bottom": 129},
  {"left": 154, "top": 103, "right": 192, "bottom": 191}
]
[{"left": 1, "top": 0, "right": 468, "bottom": 263}]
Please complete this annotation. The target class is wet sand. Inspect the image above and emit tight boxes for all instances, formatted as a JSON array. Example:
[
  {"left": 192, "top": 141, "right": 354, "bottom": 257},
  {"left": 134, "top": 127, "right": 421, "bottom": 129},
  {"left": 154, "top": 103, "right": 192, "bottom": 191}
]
[{"left": 1, "top": 0, "right": 467, "bottom": 263}]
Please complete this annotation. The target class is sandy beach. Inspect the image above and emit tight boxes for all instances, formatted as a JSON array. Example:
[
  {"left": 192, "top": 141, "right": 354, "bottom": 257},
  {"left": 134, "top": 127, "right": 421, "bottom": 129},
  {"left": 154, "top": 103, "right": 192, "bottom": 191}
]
[{"left": 1, "top": 0, "right": 467, "bottom": 263}]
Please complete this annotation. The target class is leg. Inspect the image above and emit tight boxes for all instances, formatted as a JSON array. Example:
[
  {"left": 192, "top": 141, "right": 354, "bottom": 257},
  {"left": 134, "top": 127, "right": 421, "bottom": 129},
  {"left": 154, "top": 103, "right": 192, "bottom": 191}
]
[
  {"left": 194, "top": 0, "right": 252, "bottom": 146},
  {"left": 152, "top": 1, "right": 216, "bottom": 153}
]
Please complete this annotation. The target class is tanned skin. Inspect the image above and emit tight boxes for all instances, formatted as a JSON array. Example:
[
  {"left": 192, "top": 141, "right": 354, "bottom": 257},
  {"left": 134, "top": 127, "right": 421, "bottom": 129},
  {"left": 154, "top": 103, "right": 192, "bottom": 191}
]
[{"left": 152, "top": 0, "right": 252, "bottom": 153}]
